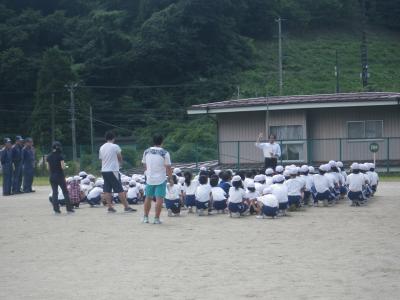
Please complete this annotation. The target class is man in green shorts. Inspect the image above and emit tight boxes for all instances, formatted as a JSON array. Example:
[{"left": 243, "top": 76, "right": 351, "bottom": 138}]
[{"left": 142, "top": 134, "right": 173, "bottom": 224}]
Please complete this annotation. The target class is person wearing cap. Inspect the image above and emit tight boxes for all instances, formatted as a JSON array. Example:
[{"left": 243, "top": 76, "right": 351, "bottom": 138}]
[
  {"left": 227, "top": 176, "right": 248, "bottom": 217},
  {"left": 255, "top": 133, "right": 281, "bottom": 171},
  {"left": 256, "top": 187, "right": 279, "bottom": 219},
  {"left": 346, "top": 163, "right": 365, "bottom": 206},
  {"left": 285, "top": 166, "right": 305, "bottom": 210},
  {"left": 195, "top": 175, "right": 212, "bottom": 216},
  {"left": 22, "top": 137, "right": 35, "bottom": 193},
  {"left": 367, "top": 163, "right": 379, "bottom": 195},
  {"left": 359, "top": 163, "right": 372, "bottom": 201},
  {"left": 46, "top": 141, "right": 74, "bottom": 214},
  {"left": 312, "top": 165, "right": 333, "bottom": 206},
  {"left": 99, "top": 131, "right": 135, "bottom": 214},
  {"left": 87, "top": 180, "right": 104, "bottom": 206},
  {"left": 271, "top": 175, "right": 289, "bottom": 216},
  {"left": 300, "top": 165, "right": 313, "bottom": 206},
  {"left": 79, "top": 171, "right": 88, "bottom": 180},
  {"left": 265, "top": 168, "right": 274, "bottom": 187},
  {"left": 141, "top": 134, "right": 173, "bottom": 224},
  {"left": 244, "top": 179, "right": 260, "bottom": 215},
  {"left": 11, "top": 136, "right": 24, "bottom": 194},
  {"left": 1, "top": 138, "right": 13, "bottom": 196},
  {"left": 126, "top": 180, "right": 139, "bottom": 205}
]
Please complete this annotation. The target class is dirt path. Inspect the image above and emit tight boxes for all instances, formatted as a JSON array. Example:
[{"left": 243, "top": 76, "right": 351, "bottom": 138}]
[{"left": 1, "top": 182, "right": 399, "bottom": 300}]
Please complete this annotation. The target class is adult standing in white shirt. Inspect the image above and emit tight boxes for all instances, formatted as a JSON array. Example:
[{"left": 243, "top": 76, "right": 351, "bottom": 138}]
[
  {"left": 142, "top": 134, "right": 173, "bottom": 224},
  {"left": 255, "top": 133, "right": 281, "bottom": 171},
  {"left": 99, "top": 131, "right": 135, "bottom": 213}
]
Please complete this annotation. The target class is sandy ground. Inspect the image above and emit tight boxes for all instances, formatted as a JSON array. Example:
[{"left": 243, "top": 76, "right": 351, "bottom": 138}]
[{"left": 0, "top": 183, "right": 400, "bottom": 300}]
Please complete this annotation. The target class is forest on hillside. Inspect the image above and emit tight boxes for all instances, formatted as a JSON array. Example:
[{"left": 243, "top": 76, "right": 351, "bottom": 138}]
[{"left": 0, "top": 0, "right": 399, "bottom": 160}]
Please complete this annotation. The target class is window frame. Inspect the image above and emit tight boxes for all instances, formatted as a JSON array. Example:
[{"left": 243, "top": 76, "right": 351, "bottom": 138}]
[{"left": 346, "top": 120, "right": 384, "bottom": 141}]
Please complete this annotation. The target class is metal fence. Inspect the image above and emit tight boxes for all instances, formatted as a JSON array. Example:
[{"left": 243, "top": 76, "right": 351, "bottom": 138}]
[
  {"left": 218, "top": 137, "right": 400, "bottom": 172},
  {"left": 33, "top": 137, "right": 399, "bottom": 175}
]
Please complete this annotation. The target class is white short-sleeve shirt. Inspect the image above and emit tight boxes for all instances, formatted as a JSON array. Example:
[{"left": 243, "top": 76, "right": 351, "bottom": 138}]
[
  {"left": 259, "top": 194, "right": 278, "bottom": 207},
  {"left": 211, "top": 186, "right": 226, "bottom": 201},
  {"left": 228, "top": 187, "right": 245, "bottom": 203},
  {"left": 255, "top": 142, "right": 281, "bottom": 158},
  {"left": 271, "top": 183, "right": 288, "bottom": 204},
  {"left": 142, "top": 147, "right": 171, "bottom": 185},
  {"left": 346, "top": 173, "right": 364, "bottom": 192},
  {"left": 99, "top": 142, "right": 122, "bottom": 172},
  {"left": 195, "top": 184, "right": 212, "bottom": 202},
  {"left": 88, "top": 187, "right": 103, "bottom": 200},
  {"left": 313, "top": 174, "right": 330, "bottom": 193}
]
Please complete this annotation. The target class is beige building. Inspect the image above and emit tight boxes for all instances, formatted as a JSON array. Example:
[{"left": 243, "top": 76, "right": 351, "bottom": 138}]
[{"left": 187, "top": 92, "right": 400, "bottom": 167}]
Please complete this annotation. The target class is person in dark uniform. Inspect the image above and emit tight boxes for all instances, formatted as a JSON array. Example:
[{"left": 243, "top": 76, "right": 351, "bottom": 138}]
[
  {"left": 46, "top": 141, "right": 74, "bottom": 214},
  {"left": 12, "top": 136, "right": 24, "bottom": 194},
  {"left": 1, "top": 138, "right": 13, "bottom": 196},
  {"left": 22, "top": 137, "right": 35, "bottom": 193}
]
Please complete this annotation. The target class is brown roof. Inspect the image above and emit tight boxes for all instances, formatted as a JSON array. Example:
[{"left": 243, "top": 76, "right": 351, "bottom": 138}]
[{"left": 188, "top": 92, "right": 400, "bottom": 111}]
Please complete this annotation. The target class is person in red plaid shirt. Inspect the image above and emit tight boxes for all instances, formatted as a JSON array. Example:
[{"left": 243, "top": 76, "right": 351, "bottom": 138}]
[{"left": 68, "top": 176, "right": 81, "bottom": 208}]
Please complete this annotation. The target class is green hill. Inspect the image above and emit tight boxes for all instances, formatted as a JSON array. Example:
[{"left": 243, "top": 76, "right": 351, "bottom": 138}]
[{"left": 236, "top": 29, "right": 400, "bottom": 97}]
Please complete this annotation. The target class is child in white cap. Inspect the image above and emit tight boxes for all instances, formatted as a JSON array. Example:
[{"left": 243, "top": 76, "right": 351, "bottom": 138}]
[
  {"left": 360, "top": 163, "right": 372, "bottom": 200},
  {"left": 271, "top": 174, "right": 288, "bottom": 216},
  {"left": 275, "top": 165, "right": 284, "bottom": 175},
  {"left": 127, "top": 180, "right": 140, "bottom": 205},
  {"left": 256, "top": 187, "right": 279, "bottom": 219},
  {"left": 300, "top": 165, "right": 313, "bottom": 206},
  {"left": 227, "top": 175, "right": 248, "bottom": 217},
  {"left": 254, "top": 174, "right": 266, "bottom": 195},
  {"left": 313, "top": 165, "right": 333, "bottom": 206},
  {"left": 87, "top": 179, "right": 103, "bottom": 206},
  {"left": 210, "top": 174, "right": 227, "bottom": 213},
  {"left": 244, "top": 180, "right": 260, "bottom": 215},
  {"left": 285, "top": 166, "right": 304, "bottom": 210},
  {"left": 367, "top": 163, "right": 379, "bottom": 195},
  {"left": 80, "top": 177, "right": 92, "bottom": 203},
  {"left": 346, "top": 163, "right": 365, "bottom": 206},
  {"left": 165, "top": 175, "right": 182, "bottom": 216},
  {"left": 264, "top": 168, "right": 274, "bottom": 187}
]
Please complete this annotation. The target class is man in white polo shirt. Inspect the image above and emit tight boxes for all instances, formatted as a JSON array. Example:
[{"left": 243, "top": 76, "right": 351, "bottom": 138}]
[
  {"left": 255, "top": 132, "right": 281, "bottom": 171},
  {"left": 99, "top": 131, "right": 135, "bottom": 213},
  {"left": 142, "top": 134, "right": 173, "bottom": 224}
]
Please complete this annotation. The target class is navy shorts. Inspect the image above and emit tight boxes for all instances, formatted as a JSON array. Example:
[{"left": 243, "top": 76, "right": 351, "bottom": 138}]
[
  {"left": 213, "top": 200, "right": 227, "bottom": 210},
  {"left": 88, "top": 195, "right": 101, "bottom": 206},
  {"left": 195, "top": 200, "right": 209, "bottom": 210},
  {"left": 262, "top": 206, "right": 278, "bottom": 217},
  {"left": 185, "top": 194, "right": 196, "bottom": 207},
  {"left": 279, "top": 202, "right": 288, "bottom": 210},
  {"left": 102, "top": 172, "right": 123, "bottom": 194},
  {"left": 127, "top": 197, "right": 139, "bottom": 205},
  {"left": 340, "top": 186, "right": 348, "bottom": 194},
  {"left": 348, "top": 191, "right": 363, "bottom": 201},
  {"left": 288, "top": 195, "right": 301, "bottom": 207},
  {"left": 315, "top": 190, "right": 331, "bottom": 201},
  {"left": 371, "top": 185, "right": 377, "bottom": 192},
  {"left": 165, "top": 199, "right": 181, "bottom": 210},
  {"left": 228, "top": 202, "right": 248, "bottom": 214}
]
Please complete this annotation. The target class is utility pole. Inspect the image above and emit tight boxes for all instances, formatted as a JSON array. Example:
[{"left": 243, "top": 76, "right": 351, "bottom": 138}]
[
  {"left": 237, "top": 86, "right": 240, "bottom": 99},
  {"left": 335, "top": 50, "right": 340, "bottom": 93},
  {"left": 90, "top": 105, "right": 94, "bottom": 156},
  {"left": 360, "top": 0, "right": 369, "bottom": 88},
  {"left": 65, "top": 83, "right": 78, "bottom": 162},
  {"left": 51, "top": 93, "right": 55, "bottom": 143},
  {"left": 275, "top": 17, "right": 284, "bottom": 95}
]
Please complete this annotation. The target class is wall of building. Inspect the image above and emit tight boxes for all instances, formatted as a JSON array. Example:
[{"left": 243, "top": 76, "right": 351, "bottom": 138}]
[{"left": 217, "top": 105, "right": 400, "bottom": 165}]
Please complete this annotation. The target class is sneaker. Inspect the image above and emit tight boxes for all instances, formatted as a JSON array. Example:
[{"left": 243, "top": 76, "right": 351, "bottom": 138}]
[
  {"left": 108, "top": 207, "right": 117, "bottom": 213},
  {"left": 54, "top": 209, "right": 61, "bottom": 214},
  {"left": 256, "top": 215, "right": 265, "bottom": 219},
  {"left": 167, "top": 209, "right": 173, "bottom": 217},
  {"left": 124, "top": 207, "right": 136, "bottom": 213},
  {"left": 142, "top": 216, "right": 149, "bottom": 223},
  {"left": 67, "top": 209, "right": 75, "bottom": 214},
  {"left": 198, "top": 209, "right": 204, "bottom": 216},
  {"left": 153, "top": 218, "right": 162, "bottom": 224}
]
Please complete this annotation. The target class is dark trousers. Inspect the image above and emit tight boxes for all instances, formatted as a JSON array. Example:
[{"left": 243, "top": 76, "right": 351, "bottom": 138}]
[
  {"left": 2, "top": 163, "right": 13, "bottom": 195},
  {"left": 12, "top": 162, "right": 23, "bottom": 193},
  {"left": 50, "top": 174, "right": 73, "bottom": 211},
  {"left": 23, "top": 167, "right": 34, "bottom": 192},
  {"left": 264, "top": 157, "right": 278, "bottom": 171}
]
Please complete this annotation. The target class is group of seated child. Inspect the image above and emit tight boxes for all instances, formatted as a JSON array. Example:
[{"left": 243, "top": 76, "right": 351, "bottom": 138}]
[
  {"left": 164, "top": 160, "right": 378, "bottom": 219},
  {"left": 48, "top": 160, "right": 379, "bottom": 219}
]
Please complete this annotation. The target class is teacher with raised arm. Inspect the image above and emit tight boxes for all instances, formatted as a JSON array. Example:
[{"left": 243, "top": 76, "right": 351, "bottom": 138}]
[{"left": 255, "top": 132, "right": 281, "bottom": 171}]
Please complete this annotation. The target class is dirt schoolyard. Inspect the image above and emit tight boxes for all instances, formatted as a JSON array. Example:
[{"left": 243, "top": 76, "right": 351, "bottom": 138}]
[{"left": 1, "top": 182, "right": 400, "bottom": 300}]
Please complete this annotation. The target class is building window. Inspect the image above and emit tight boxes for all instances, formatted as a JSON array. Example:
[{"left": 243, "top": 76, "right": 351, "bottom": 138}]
[
  {"left": 347, "top": 120, "right": 383, "bottom": 139},
  {"left": 270, "top": 125, "right": 304, "bottom": 161},
  {"left": 270, "top": 125, "right": 303, "bottom": 140}
]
